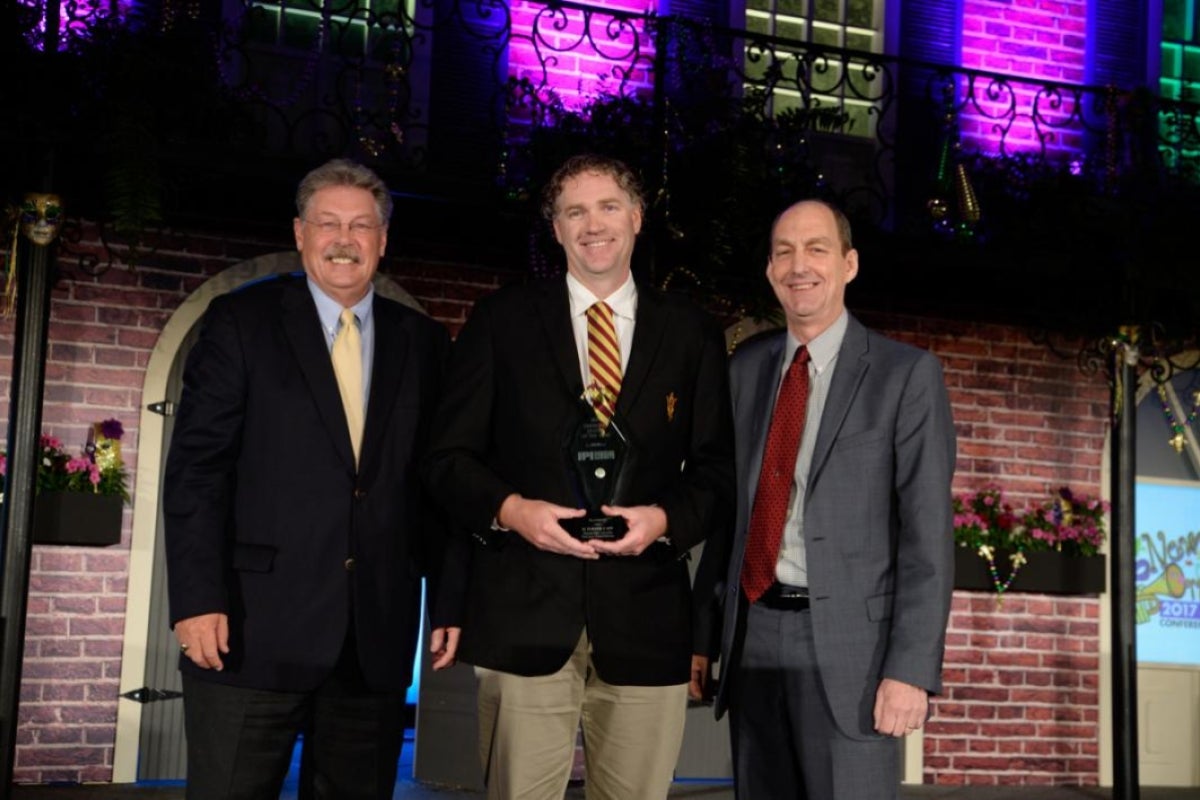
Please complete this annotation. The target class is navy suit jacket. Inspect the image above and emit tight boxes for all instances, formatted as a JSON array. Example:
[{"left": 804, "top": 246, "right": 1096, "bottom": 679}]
[
  {"left": 713, "top": 315, "right": 956, "bottom": 738},
  {"left": 164, "top": 273, "right": 451, "bottom": 693},
  {"left": 425, "top": 277, "right": 735, "bottom": 686}
]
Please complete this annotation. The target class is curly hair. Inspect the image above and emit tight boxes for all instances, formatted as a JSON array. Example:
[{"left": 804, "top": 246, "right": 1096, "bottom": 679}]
[{"left": 540, "top": 154, "right": 645, "bottom": 221}]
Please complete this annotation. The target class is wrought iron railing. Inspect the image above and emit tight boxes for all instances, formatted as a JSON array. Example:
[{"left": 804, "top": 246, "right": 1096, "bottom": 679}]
[{"left": 8, "top": 0, "right": 1200, "bottom": 297}]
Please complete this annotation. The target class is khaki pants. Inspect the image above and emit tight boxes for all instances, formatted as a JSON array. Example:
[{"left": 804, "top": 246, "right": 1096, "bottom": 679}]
[{"left": 475, "top": 631, "right": 688, "bottom": 800}]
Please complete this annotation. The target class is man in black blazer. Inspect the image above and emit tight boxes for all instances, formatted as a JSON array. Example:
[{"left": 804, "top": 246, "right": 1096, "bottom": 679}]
[
  {"left": 425, "top": 154, "right": 734, "bottom": 799},
  {"left": 164, "top": 159, "right": 457, "bottom": 800},
  {"left": 708, "top": 200, "right": 956, "bottom": 799}
]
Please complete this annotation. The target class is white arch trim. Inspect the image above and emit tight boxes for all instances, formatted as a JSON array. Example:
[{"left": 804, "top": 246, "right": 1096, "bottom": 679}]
[{"left": 113, "top": 253, "right": 421, "bottom": 781}]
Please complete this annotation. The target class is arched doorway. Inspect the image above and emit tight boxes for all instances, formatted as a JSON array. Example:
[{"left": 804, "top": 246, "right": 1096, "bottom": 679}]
[{"left": 112, "top": 252, "right": 423, "bottom": 781}]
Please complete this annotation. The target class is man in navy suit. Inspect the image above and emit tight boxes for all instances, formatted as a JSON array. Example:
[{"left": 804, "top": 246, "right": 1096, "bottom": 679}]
[
  {"left": 164, "top": 159, "right": 457, "bottom": 799},
  {"left": 709, "top": 199, "right": 956, "bottom": 799},
  {"left": 426, "top": 154, "right": 734, "bottom": 800}
]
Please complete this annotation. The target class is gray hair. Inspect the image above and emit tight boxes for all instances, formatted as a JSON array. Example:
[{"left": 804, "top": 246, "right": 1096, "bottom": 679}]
[{"left": 295, "top": 159, "right": 393, "bottom": 223}]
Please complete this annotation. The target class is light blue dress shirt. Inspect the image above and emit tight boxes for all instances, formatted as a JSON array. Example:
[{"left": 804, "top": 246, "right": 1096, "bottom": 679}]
[{"left": 307, "top": 280, "right": 374, "bottom": 414}]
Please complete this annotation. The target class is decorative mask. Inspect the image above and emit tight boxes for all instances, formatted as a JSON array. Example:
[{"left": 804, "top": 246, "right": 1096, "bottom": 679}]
[
  {"left": 88, "top": 420, "right": 125, "bottom": 475},
  {"left": 19, "top": 193, "right": 63, "bottom": 246}
]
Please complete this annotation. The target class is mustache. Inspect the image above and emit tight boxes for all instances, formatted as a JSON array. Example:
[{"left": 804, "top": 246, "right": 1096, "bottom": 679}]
[{"left": 323, "top": 245, "right": 361, "bottom": 262}]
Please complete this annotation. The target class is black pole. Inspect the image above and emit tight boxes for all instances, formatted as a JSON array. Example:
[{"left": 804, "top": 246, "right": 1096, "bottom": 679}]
[
  {"left": 1109, "top": 328, "right": 1139, "bottom": 800},
  {"left": 0, "top": 221, "right": 56, "bottom": 795}
]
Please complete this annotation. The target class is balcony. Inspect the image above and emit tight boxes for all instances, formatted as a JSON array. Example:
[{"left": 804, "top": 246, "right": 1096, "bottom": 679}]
[{"left": 5, "top": 0, "right": 1200, "bottom": 335}]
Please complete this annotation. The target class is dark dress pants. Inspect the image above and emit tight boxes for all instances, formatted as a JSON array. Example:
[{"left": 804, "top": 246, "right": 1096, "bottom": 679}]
[
  {"left": 730, "top": 602, "right": 898, "bottom": 800},
  {"left": 182, "top": 632, "right": 405, "bottom": 800}
]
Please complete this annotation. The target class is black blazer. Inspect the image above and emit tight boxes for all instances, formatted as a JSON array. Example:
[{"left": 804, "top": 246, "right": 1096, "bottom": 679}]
[
  {"left": 425, "top": 277, "right": 734, "bottom": 686},
  {"left": 164, "top": 274, "right": 451, "bottom": 693}
]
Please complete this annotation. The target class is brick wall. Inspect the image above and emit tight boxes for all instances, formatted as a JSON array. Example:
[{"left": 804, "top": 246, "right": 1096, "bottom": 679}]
[
  {"left": 959, "top": 0, "right": 1089, "bottom": 159},
  {"left": 1, "top": 224, "right": 509, "bottom": 783},
  {"left": 508, "top": 0, "right": 656, "bottom": 111},
  {"left": 863, "top": 313, "right": 1109, "bottom": 786},
  {"left": 1, "top": 234, "right": 1111, "bottom": 784}
]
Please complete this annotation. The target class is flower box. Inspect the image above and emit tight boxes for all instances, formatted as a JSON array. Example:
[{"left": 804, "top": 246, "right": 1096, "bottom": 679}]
[
  {"left": 32, "top": 491, "right": 123, "bottom": 547},
  {"left": 954, "top": 547, "right": 1106, "bottom": 595}
]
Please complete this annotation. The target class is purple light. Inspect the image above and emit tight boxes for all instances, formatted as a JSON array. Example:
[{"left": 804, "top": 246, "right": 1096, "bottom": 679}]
[
  {"left": 508, "top": 0, "right": 656, "bottom": 112},
  {"left": 959, "top": 0, "right": 1088, "bottom": 163},
  {"left": 21, "top": 0, "right": 135, "bottom": 52}
]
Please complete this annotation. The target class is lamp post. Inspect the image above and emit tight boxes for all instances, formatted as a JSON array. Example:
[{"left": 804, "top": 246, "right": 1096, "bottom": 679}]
[
  {"left": 0, "top": 192, "right": 60, "bottom": 794},
  {"left": 1106, "top": 327, "right": 1140, "bottom": 800}
]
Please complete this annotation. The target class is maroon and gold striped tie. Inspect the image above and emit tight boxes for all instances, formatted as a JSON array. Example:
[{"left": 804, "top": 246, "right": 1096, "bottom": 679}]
[{"left": 586, "top": 301, "right": 622, "bottom": 428}]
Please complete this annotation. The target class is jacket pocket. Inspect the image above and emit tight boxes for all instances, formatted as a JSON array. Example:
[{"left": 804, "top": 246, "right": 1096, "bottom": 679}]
[{"left": 866, "top": 591, "right": 894, "bottom": 622}]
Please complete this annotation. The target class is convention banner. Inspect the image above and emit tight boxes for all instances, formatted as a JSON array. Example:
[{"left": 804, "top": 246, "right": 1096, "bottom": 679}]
[{"left": 1135, "top": 480, "right": 1200, "bottom": 666}]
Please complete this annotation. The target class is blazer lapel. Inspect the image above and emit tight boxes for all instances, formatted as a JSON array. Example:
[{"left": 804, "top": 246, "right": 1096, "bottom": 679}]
[
  {"left": 616, "top": 284, "right": 667, "bottom": 417},
  {"left": 536, "top": 279, "right": 585, "bottom": 399},
  {"left": 281, "top": 283, "right": 357, "bottom": 471},
  {"left": 359, "top": 297, "right": 409, "bottom": 477},
  {"left": 807, "top": 315, "right": 870, "bottom": 487}
]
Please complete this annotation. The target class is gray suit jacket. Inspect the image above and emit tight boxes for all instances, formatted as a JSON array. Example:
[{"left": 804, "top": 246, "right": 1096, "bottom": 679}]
[{"left": 713, "top": 314, "right": 956, "bottom": 740}]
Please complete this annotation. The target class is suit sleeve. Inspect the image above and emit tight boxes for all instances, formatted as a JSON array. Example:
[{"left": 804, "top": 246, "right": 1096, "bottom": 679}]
[
  {"left": 656, "top": 312, "right": 736, "bottom": 556},
  {"left": 882, "top": 351, "right": 957, "bottom": 694},
  {"left": 162, "top": 297, "right": 246, "bottom": 627}
]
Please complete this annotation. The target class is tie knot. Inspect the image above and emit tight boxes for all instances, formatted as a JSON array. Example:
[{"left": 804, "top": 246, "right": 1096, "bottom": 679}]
[
  {"left": 339, "top": 308, "right": 358, "bottom": 330},
  {"left": 587, "top": 301, "right": 614, "bottom": 323},
  {"left": 793, "top": 345, "right": 810, "bottom": 366}
]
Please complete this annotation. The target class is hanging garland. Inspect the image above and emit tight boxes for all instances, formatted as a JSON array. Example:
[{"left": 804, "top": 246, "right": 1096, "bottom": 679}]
[
  {"left": 1156, "top": 384, "right": 1200, "bottom": 453},
  {"left": 978, "top": 544, "right": 1027, "bottom": 606}
]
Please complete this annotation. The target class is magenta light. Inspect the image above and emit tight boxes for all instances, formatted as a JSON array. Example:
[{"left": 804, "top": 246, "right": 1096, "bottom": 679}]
[
  {"left": 508, "top": 0, "right": 656, "bottom": 112},
  {"left": 959, "top": 0, "right": 1088, "bottom": 162},
  {"left": 22, "top": 0, "right": 136, "bottom": 51}
]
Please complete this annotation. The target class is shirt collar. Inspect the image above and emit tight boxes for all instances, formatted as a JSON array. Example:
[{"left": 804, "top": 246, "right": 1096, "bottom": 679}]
[
  {"left": 566, "top": 272, "right": 637, "bottom": 321},
  {"left": 308, "top": 279, "right": 375, "bottom": 335},
  {"left": 784, "top": 311, "right": 848, "bottom": 375}
]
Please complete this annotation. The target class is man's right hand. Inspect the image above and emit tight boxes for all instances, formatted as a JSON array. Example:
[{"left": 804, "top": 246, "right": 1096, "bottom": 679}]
[
  {"left": 174, "top": 612, "right": 230, "bottom": 671},
  {"left": 497, "top": 494, "right": 597, "bottom": 559}
]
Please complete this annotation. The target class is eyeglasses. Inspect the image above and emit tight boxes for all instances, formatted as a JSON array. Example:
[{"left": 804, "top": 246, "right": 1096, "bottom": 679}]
[{"left": 302, "top": 218, "right": 384, "bottom": 236}]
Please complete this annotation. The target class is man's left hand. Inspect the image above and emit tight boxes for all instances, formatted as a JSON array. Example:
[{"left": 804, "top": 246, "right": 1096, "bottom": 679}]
[
  {"left": 873, "top": 677, "right": 929, "bottom": 738},
  {"left": 429, "top": 626, "right": 461, "bottom": 671},
  {"left": 689, "top": 655, "right": 711, "bottom": 701},
  {"left": 589, "top": 505, "right": 668, "bottom": 557}
]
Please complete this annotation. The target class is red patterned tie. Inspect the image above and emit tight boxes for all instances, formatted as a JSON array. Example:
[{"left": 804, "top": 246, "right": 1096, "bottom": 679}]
[
  {"left": 741, "top": 346, "right": 811, "bottom": 604},
  {"left": 586, "top": 302, "right": 622, "bottom": 428}
]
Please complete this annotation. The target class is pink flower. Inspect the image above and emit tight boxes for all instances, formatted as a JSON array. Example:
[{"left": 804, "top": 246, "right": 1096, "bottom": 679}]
[
  {"left": 88, "top": 464, "right": 101, "bottom": 487},
  {"left": 65, "top": 457, "right": 91, "bottom": 474}
]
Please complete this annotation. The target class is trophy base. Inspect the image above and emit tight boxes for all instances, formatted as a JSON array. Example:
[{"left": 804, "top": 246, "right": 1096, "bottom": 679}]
[{"left": 562, "top": 515, "right": 627, "bottom": 542}]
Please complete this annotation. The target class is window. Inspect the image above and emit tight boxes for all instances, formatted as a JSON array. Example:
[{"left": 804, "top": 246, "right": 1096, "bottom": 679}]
[
  {"left": 742, "top": 0, "right": 885, "bottom": 136},
  {"left": 245, "top": 0, "right": 413, "bottom": 59},
  {"left": 1161, "top": 0, "right": 1200, "bottom": 104}
]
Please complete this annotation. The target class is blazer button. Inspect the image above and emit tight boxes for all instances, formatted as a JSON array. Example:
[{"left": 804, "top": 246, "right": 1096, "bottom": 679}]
[
  {"left": 344, "top": 558, "right": 356, "bottom": 572},
  {"left": 353, "top": 488, "right": 367, "bottom": 500}
]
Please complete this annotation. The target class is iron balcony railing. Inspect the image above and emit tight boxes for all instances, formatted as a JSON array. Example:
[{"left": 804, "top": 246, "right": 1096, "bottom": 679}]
[{"left": 10, "top": 0, "right": 1200, "bottom": 252}]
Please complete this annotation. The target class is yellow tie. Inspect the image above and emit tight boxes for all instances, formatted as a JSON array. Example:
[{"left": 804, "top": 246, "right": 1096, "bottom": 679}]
[
  {"left": 586, "top": 301, "right": 622, "bottom": 429},
  {"left": 331, "top": 308, "right": 364, "bottom": 464}
]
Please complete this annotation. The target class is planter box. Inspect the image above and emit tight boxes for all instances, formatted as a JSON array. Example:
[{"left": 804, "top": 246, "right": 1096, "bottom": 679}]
[
  {"left": 954, "top": 546, "right": 1106, "bottom": 595},
  {"left": 32, "top": 491, "right": 123, "bottom": 547}
]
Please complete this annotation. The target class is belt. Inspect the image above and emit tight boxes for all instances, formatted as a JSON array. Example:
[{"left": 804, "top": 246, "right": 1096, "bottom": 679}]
[{"left": 755, "top": 582, "right": 810, "bottom": 611}]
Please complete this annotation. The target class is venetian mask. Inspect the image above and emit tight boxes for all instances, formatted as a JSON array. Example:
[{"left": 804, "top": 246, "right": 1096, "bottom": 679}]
[
  {"left": 88, "top": 422, "right": 124, "bottom": 474},
  {"left": 19, "top": 193, "right": 63, "bottom": 246}
]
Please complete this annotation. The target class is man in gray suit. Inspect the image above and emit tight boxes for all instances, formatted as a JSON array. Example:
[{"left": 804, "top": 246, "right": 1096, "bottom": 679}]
[{"left": 709, "top": 199, "right": 956, "bottom": 799}]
